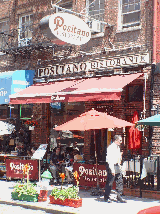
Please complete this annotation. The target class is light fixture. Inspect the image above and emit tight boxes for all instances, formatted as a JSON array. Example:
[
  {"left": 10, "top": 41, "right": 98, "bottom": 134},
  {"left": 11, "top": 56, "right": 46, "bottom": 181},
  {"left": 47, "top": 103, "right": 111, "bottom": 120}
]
[{"left": 151, "top": 104, "right": 159, "bottom": 116}]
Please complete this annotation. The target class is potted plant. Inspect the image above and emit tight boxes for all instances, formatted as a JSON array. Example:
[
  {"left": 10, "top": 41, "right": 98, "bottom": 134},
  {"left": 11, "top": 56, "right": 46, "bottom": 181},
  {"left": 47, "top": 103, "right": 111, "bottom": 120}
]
[
  {"left": 11, "top": 183, "right": 39, "bottom": 202},
  {"left": 49, "top": 172, "right": 82, "bottom": 208},
  {"left": 11, "top": 164, "right": 38, "bottom": 202}
]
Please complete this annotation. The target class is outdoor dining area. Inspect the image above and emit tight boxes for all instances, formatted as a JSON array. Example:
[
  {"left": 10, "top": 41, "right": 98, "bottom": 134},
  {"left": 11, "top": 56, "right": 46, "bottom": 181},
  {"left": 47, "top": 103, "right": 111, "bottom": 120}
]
[{"left": 0, "top": 109, "right": 160, "bottom": 200}]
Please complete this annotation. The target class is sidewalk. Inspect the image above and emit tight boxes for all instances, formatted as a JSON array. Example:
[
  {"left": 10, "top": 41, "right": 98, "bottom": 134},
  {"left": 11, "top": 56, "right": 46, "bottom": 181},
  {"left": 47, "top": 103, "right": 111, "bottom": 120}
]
[{"left": 0, "top": 180, "right": 160, "bottom": 214}]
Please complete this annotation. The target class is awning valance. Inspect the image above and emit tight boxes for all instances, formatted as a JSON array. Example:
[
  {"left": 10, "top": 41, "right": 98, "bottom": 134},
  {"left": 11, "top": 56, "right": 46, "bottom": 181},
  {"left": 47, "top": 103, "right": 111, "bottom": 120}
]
[{"left": 9, "top": 73, "right": 143, "bottom": 104}]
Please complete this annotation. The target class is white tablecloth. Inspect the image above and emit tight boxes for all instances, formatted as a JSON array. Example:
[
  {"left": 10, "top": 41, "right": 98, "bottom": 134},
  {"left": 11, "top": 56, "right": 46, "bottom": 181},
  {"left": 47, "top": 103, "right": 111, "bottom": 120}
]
[
  {"left": 121, "top": 159, "right": 157, "bottom": 179},
  {"left": 122, "top": 160, "right": 140, "bottom": 176}
]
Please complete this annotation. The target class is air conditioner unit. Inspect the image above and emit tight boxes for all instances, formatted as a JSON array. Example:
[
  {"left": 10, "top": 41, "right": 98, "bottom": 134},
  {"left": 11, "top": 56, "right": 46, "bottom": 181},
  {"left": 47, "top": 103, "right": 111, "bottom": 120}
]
[
  {"left": 18, "top": 38, "right": 32, "bottom": 47},
  {"left": 91, "top": 20, "right": 101, "bottom": 32}
]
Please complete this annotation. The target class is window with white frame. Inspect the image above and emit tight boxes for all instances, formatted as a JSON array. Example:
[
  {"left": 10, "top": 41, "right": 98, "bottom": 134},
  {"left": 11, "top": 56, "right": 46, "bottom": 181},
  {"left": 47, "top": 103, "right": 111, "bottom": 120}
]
[
  {"left": 19, "top": 14, "right": 33, "bottom": 47},
  {"left": 88, "top": 0, "right": 105, "bottom": 21},
  {"left": 0, "top": 20, "right": 9, "bottom": 49},
  {"left": 53, "top": 0, "right": 73, "bottom": 12},
  {"left": 119, "top": 0, "right": 140, "bottom": 30},
  {"left": 87, "top": 0, "right": 105, "bottom": 33}
]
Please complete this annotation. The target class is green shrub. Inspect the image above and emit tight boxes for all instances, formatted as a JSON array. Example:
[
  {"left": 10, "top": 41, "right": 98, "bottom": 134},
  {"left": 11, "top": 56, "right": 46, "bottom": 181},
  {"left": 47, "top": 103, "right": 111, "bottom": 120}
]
[
  {"left": 13, "top": 183, "right": 38, "bottom": 197},
  {"left": 51, "top": 186, "right": 79, "bottom": 201}
]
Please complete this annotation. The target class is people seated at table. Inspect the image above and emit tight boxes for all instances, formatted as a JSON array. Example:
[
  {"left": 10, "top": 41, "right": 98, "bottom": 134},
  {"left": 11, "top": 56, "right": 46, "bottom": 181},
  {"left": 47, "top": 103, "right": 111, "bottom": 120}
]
[
  {"left": 65, "top": 149, "right": 83, "bottom": 183},
  {"left": 15, "top": 142, "right": 26, "bottom": 156},
  {"left": 73, "top": 141, "right": 79, "bottom": 152},
  {"left": 73, "top": 149, "right": 83, "bottom": 162},
  {"left": 26, "top": 148, "right": 32, "bottom": 157},
  {"left": 49, "top": 147, "right": 65, "bottom": 183},
  {"left": 31, "top": 146, "right": 37, "bottom": 155}
]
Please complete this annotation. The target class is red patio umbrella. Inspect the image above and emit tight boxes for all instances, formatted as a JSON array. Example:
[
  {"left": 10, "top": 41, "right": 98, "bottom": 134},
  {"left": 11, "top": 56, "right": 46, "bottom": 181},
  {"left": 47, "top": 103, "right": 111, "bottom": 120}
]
[
  {"left": 54, "top": 109, "right": 133, "bottom": 131},
  {"left": 55, "top": 109, "right": 133, "bottom": 188}
]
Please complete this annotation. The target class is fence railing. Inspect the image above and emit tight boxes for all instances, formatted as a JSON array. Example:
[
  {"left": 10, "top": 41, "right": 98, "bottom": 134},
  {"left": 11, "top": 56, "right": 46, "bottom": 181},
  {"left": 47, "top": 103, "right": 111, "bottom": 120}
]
[{"left": 122, "top": 155, "right": 160, "bottom": 196}]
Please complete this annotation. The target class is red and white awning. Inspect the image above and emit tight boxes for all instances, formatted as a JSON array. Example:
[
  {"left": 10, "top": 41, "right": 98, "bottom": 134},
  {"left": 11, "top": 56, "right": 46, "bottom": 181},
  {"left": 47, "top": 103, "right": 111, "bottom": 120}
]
[{"left": 9, "top": 73, "right": 143, "bottom": 104}]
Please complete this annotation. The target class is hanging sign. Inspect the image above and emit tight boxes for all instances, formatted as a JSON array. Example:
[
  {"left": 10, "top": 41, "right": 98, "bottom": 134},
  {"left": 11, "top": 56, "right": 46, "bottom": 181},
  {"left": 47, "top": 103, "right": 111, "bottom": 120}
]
[
  {"left": 6, "top": 159, "right": 38, "bottom": 180},
  {"left": 73, "top": 162, "right": 107, "bottom": 188},
  {"left": 49, "top": 13, "right": 91, "bottom": 45}
]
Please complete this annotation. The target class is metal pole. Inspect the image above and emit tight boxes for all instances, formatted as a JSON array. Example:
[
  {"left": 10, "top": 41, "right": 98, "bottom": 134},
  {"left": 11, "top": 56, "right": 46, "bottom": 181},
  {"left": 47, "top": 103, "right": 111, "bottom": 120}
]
[
  {"left": 39, "top": 159, "right": 41, "bottom": 182},
  {"left": 94, "top": 130, "right": 99, "bottom": 188},
  {"left": 139, "top": 156, "right": 143, "bottom": 198},
  {"left": 143, "top": 74, "right": 147, "bottom": 119},
  {"left": 157, "top": 156, "right": 160, "bottom": 191}
]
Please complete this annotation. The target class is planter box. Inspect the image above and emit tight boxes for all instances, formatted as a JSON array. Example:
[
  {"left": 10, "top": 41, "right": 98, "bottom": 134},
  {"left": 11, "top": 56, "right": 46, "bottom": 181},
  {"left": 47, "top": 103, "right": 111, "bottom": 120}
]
[
  {"left": 49, "top": 195, "right": 82, "bottom": 208},
  {"left": 11, "top": 192, "right": 19, "bottom": 200},
  {"left": 11, "top": 192, "right": 38, "bottom": 202}
]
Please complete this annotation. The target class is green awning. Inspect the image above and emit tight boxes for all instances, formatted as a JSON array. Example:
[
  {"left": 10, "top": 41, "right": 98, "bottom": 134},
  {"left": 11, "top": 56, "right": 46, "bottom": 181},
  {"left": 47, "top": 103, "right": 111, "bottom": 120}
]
[{"left": 137, "top": 114, "right": 160, "bottom": 126}]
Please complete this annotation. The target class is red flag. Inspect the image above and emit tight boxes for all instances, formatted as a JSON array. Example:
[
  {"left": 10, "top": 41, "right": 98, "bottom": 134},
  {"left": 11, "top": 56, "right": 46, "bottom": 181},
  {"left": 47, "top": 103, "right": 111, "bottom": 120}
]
[{"left": 129, "top": 111, "right": 142, "bottom": 150}]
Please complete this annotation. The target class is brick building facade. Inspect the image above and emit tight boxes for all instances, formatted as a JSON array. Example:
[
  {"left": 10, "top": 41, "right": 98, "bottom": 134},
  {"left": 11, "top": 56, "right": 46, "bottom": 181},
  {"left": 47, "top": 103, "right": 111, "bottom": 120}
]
[{"left": 0, "top": 0, "right": 160, "bottom": 161}]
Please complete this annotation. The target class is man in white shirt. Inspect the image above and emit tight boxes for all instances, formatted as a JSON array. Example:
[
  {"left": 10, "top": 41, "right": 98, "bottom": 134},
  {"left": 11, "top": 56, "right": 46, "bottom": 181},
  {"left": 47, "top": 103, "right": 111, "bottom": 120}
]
[{"left": 104, "top": 135, "right": 126, "bottom": 203}]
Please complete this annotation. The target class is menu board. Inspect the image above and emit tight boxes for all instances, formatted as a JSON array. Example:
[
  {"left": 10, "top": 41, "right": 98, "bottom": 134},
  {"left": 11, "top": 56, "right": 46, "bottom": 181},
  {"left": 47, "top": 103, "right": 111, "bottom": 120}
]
[{"left": 31, "top": 144, "right": 48, "bottom": 160}]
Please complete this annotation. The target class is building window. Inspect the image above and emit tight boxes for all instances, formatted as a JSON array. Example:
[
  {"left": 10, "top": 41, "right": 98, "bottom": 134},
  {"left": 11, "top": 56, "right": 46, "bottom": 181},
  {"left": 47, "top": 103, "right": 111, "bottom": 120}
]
[
  {"left": 0, "top": 20, "right": 9, "bottom": 49},
  {"left": 88, "top": 0, "right": 105, "bottom": 21},
  {"left": 54, "top": 0, "right": 73, "bottom": 12},
  {"left": 18, "top": 14, "right": 33, "bottom": 47},
  {"left": 20, "top": 104, "right": 33, "bottom": 119},
  {"left": 59, "top": 0, "right": 72, "bottom": 10},
  {"left": 118, "top": 0, "right": 140, "bottom": 30},
  {"left": 127, "top": 85, "right": 143, "bottom": 102},
  {"left": 87, "top": 0, "right": 105, "bottom": 33}
]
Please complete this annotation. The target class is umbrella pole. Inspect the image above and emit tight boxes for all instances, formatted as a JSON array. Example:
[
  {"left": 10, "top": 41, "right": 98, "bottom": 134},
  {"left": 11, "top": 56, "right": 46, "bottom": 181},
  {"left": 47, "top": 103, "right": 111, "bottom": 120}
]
[
  {"left": 94, "top": 130, "right": 99, "bottom": 189},
  {"left": 91, "top": 130, "right": 103, "bottom": 196}
]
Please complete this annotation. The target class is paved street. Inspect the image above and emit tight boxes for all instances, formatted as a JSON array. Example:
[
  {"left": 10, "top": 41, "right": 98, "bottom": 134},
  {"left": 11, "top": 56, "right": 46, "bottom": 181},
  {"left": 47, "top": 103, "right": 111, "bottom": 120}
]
[{"left": 0, "top": 204, "right": 49, "bottom": 214}]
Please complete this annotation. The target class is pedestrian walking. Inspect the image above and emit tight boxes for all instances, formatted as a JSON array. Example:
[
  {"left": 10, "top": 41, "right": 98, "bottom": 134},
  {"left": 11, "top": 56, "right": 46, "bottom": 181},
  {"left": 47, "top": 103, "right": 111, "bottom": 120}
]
[{"left": 104, "top": 135, "right": 126, "bottom": 203}]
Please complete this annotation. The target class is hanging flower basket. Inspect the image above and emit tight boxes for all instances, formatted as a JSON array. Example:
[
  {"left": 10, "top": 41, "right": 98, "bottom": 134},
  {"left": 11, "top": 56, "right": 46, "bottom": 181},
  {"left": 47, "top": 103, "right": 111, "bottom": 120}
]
[
  {"left": 25, "top": 120, "right": 38, "bottom": 129},
  {"left": 29, "top": 126, "right": 35, "bottom": 130}
]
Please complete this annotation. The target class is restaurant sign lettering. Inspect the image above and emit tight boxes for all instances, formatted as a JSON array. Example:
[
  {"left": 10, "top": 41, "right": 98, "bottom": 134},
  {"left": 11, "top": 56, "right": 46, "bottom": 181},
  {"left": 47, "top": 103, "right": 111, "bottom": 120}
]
[
  {"left": 49, "top": 13, "right": 91, "bottom": 45},
  {"left": 6, "top": 159, "right": 38, "bottom": 180},
  {"left": 37, "top": 52, "right": 150, "bottom": 78},
  {"left": 73, "top": 163, "right": 107, "bottom": 188}
]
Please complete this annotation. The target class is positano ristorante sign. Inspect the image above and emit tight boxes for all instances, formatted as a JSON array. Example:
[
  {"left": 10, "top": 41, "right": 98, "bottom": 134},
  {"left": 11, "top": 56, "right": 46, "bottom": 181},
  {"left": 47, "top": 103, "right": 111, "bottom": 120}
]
[
  {"left": 49, "top": 13, "right": 91, "bottom": 45},
  {"left": 37, "top": 52, "right": 150, "bottom": 78}
]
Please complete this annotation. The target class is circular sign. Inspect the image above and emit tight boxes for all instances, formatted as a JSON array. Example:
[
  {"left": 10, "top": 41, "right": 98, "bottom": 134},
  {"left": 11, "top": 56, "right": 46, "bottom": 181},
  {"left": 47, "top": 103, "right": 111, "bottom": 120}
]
[{"left": 49, "top": 13, "right": 91, "bottom": 45}]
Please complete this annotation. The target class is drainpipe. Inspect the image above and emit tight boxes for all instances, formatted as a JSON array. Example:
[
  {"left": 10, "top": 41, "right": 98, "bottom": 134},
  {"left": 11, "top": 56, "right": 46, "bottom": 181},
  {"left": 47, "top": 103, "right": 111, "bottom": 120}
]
[
  {"left": 143, "top": 73, "right": 148, "bottom": 119},
  {"left": 149, "top": 64, "right": 155, "bottom": 156},
  {"left": 153, "top": 0, "right": 157, "bottom": 64}
]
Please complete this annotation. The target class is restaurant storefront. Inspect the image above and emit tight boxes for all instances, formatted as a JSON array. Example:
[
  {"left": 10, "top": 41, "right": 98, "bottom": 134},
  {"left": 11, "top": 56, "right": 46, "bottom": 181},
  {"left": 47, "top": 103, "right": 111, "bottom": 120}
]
[{"left": 9, "top": 50, "right": 151, "bottom": 160}]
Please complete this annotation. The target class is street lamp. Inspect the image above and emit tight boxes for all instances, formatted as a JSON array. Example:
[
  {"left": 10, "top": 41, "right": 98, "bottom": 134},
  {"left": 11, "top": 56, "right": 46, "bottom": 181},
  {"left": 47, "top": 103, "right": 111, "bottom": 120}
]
[{"left": 151, "top": 104, "right": 159, "bottom": 116}]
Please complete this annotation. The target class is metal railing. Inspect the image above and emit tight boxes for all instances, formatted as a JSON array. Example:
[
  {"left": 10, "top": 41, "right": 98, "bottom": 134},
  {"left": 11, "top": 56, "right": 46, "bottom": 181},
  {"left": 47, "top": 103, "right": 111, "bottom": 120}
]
[
  {"left": 122, "top": 155, "right": 160, "bottom": 197},
  {"left": 0, "top": 22, "right": 54, "bottom": 54}
]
